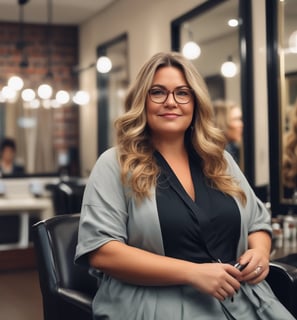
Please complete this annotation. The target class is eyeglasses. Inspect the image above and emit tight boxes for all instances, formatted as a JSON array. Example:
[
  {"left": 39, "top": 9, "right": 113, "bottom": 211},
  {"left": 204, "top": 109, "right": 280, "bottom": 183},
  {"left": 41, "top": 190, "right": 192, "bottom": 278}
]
[{"left": 148, "top": 86, "right": 193, "bottom": 104}]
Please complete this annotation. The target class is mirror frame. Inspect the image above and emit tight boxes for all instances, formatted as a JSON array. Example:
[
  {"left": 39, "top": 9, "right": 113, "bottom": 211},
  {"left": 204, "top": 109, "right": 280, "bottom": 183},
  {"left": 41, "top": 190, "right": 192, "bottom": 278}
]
[
  {"left": 171, "top": 0, "right": 259, "bottom": 193},
  {"left": 266, "top": 0, "right": 293, "bottom": 216},
  {"left": 97, "top": 33, "right": 129, "bottom": 156}
]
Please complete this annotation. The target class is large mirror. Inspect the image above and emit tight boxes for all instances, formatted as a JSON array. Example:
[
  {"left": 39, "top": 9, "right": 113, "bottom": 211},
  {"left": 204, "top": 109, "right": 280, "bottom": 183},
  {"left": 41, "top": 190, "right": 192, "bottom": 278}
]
[
  {"left": 267, "top": 0, "right": 297, "bottom": 215},
  {"left": 97, "top": 33, "right": 129, "bottom": 155},
  {"left": 171, "top": 0, "right": 256, "bottom": 189},
  {"left": 0, "top": 23, "right": 80, "bottom": 178}
]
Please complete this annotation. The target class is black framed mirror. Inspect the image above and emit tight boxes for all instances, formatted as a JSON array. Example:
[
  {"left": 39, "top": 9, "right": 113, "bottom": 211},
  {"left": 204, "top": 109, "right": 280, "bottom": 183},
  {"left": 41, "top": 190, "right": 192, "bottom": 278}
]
[
  {"left": 171, "top": 0, "right": 257, "bottom": 192},
  {"left": 97, "top": 33, "right": 129, "bottom": 155},
  {"left": 267, "top": 0, "right": 297, "bottom": 216}
]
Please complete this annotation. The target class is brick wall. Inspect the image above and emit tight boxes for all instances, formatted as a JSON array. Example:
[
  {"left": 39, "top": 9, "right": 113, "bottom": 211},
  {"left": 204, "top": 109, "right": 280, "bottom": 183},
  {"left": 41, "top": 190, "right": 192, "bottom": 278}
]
[{"left": 0, "top": 22, "right": 80, "bottom": 175}]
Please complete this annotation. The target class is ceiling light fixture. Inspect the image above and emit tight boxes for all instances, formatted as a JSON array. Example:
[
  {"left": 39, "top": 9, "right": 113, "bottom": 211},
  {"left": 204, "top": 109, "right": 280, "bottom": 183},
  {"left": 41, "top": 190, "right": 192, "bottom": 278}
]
[
  {"left": 182, "top": 24, "right": 201, "bottom": 60},
  {"left": 8, "top": 75, "right": 24, "bottom": 91},
  {"left": 37, "top": 0, "right": 53, "bottom": 101},
  {"left": 96, "top": 56, "right": 113, "bottom": 73},
  {"left": 228, "top": 19, "right": 239, "bottom": 27},
  {"left": 17, "top": 0, "right": 29, "bottom": 68},
  {"left": 1, "top": 0, "right": 93, "bottom": 108},
  {"left": 220, "top": 56, "right": 237, "bottom": 78}
]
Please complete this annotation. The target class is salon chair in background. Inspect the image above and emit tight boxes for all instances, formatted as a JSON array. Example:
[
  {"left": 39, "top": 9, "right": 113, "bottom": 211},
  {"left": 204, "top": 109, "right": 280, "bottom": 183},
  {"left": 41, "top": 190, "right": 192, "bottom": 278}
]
[
  {"left": 32, "top": 213, "right": 98, "bottom": 320},
  {"left": 45, "top": 180, "right": 85, "bottom": 215}
]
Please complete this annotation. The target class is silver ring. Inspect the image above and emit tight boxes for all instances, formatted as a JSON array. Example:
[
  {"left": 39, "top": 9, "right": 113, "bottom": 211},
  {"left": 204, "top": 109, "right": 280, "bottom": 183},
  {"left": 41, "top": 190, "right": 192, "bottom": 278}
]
[{"left": 255, "top": 265, "right": 263, "bottom": 275}]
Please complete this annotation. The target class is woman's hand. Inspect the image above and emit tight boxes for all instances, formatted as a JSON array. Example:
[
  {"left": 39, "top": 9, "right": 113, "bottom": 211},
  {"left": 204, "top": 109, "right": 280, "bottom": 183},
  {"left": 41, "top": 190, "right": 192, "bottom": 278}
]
[
  {"left": 188, "top": 263, "right": 242, "bottom": 301},
  {"left": 236, "top": 248, "right": 270, "bottom": 284},
  {"left": 235, "top": 231, "right": 271, "bottom": 285}
]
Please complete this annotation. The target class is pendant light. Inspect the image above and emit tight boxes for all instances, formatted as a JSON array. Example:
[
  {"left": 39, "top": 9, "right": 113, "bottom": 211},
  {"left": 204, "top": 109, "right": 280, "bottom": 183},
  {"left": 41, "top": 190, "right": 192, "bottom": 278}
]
[
  {"left": 17, "top": 0, "right": 29, "bottom": 68},
  {"left": 37, "top": 0, "right": 53, "bottom": 101},
  {"left": 220, "top": 56, "right": 237, "bottom": 78},
  {"left": 182, "top": 24, "right": 201, "bottom": 60}
]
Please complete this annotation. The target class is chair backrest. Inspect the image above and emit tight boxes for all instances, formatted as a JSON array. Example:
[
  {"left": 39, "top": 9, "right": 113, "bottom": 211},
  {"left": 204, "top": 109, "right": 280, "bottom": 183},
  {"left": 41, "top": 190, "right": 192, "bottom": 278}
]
[{"left": 32, "top": 213, "right": 98, "bottom": 320}]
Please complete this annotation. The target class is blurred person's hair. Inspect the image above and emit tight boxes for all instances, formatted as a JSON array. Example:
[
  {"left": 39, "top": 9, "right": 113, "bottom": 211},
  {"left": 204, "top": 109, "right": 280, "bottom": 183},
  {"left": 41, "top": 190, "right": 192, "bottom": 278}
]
[{"left": 283, "top": 100, "right": 297, "bottom": 188}]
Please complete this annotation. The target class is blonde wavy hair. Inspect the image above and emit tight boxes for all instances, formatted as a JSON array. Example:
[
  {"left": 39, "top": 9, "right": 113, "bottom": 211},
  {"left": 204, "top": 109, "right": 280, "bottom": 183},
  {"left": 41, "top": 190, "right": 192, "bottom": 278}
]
[
  {"left": 283, "top": 102, "right": 297, "bottom": 188},
  {"left": 212, "top": 99, "right": 239, "bottom": 136},
  {"left": 115, "top": 52, "right": 246, "bottom": 205}
]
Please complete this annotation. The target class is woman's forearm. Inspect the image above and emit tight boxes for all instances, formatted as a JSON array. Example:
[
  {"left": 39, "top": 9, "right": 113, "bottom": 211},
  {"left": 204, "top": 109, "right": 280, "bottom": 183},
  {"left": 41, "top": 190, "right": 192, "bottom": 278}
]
[
  {"left": 89, "top": 240, "right": 194, "bottom": 286},
  {"left": 248, "top": 230, "right": 271, "bottom": 258},
  {"left": 89, "top": 240, "right": 242, "bottom": 300}
]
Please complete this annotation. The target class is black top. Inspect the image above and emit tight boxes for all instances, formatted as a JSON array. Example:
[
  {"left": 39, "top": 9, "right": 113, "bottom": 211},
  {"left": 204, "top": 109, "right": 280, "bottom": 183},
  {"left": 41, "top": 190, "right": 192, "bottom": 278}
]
[
  {"left": 0, "top": 164, "right": 25, "bottom": 177},
  {"left": 155, "top": 150, "right": 240, "bottom": 264}
]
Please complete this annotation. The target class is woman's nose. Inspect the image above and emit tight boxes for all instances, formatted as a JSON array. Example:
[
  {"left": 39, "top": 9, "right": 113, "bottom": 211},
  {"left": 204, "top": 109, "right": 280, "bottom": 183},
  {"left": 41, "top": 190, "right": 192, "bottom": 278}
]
[{"left": 164, "top": 92, "right": 177, "bottom": 106}]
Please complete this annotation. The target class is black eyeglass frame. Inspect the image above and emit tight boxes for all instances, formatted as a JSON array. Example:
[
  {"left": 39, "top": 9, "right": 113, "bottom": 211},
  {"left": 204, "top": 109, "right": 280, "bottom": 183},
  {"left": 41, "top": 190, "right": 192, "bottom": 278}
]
[{"left": 148, "top": 86, "right": 194, "bottom": 104}]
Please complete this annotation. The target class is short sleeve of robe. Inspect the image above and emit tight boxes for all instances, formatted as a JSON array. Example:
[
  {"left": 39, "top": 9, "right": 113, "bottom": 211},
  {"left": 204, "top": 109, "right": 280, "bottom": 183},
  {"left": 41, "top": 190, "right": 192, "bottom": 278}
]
[{"left": 75, "top": 148, "right": 129, "bottom": 267}]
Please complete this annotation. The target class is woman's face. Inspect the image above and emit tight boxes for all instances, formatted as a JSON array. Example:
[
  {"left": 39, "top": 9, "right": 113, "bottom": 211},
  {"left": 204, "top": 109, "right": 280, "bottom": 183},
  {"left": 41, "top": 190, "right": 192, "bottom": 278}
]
[
  {"left": 225, "top": 106, "right": 243, "bottom": 143},
  {"left": 146, "top": 66, "right": 194, "bottom": 141}
]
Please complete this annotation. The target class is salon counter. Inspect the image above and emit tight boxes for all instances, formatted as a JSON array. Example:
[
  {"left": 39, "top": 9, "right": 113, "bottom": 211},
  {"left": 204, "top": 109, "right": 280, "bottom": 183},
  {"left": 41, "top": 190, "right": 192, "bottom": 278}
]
[{"left": 0, "top": 177, "right": 58, "bottom": 250}]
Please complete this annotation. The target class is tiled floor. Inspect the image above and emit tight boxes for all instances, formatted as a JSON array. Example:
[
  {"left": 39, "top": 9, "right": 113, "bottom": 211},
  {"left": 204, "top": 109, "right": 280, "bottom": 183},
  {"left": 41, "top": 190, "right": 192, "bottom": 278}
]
[{"left": 0, "top": 268, "right": 43, "bottom": 320}]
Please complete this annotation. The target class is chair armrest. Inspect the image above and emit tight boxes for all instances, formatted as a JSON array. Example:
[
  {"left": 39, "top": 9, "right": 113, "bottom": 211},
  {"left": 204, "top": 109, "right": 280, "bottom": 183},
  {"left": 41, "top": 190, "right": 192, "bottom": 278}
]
[
  {"left": 269, "top": 261, "right": 297, "bottom": 281},
  {"left": 57, "top": 288, "right": 93, "bottom": 313},
  {"left": 266, "top": 261, "right": 297, "bottom": 318}
]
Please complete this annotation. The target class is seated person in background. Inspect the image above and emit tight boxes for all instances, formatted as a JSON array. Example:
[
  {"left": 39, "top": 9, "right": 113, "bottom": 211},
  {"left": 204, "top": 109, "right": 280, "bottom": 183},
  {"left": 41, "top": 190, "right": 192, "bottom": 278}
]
[
  {"left": 0, "top": 137, "right": 25, "bottom": 177},
  {"left": 283, "top": 101, "right": 297, "bottom": 199},
  {"left": 212, "top": 99, "right": 243, "bottom": 165},
  {"left": 75, "top": 52, "right": 294, "bottom": 319}
]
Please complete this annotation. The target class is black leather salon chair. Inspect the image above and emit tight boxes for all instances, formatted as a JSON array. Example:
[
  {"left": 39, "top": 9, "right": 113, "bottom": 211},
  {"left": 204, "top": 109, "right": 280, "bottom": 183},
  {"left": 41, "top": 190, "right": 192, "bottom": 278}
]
[
  {"left": 32, "top": 213, "right": 98, "bottom": 320},
  {"left": 46, "top": 181, "right": 85, "bottom": 215},
  {"left": 32, "top": 213, "right": 297, "bottom": 320},
  {"left": 267, "top": 256, "right": 297, "bottom": 318}
]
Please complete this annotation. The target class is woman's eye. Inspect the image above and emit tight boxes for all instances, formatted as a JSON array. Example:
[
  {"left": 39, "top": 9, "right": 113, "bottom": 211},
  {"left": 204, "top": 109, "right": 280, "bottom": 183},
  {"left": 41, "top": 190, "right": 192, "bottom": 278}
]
[
  {"left": 176, "top": 90, "right": 190, "bottom": 97},
  {"left": 151, "top": 89, "right": 165, "bottom": 95}
]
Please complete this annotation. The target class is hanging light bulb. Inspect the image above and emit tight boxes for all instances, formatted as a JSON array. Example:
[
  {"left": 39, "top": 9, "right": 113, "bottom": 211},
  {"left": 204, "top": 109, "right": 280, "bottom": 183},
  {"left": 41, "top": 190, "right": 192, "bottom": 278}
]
[
  {"left": 56, "top": 90, "right": 70, "bottom": 104},
  {"left": 221, "top": 56, "right": 237, "bottom": 78},
  {"left": 2, "top": 86, "right": 17, "bottom": 102},
  {"left": 8, "top": 75, "right": 24, "bottom": 91},
  {"left": 21, "top": 88, "right": 36, "bottom": 102},
  {"left": 228, "top": 19, "right": 239, "bottom": 27},
  {"left": 182, "top": 41, "right": 201, "bottom": 60},
  {"left": 37, "top": 83, "right": 53, "bottom": 100},
  {"left": 73, "top": 90, "right": 90, "bottom": 105},
  {"left": 96, "top": 56, "right": 112, "bottom": 73},
  {"left": 182, "top": 24, "right": 201, "bottom": 60}
]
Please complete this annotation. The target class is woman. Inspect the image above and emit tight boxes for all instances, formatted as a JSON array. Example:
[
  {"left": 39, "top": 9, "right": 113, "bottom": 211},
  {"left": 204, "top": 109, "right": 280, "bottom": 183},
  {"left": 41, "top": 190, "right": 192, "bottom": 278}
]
[
  {"left": 212, "top": 100, "right": 243, "bottom": 165},
  {"left": 282, "top": 100, "right": 297, "bottom": 199},
  {"left": 75, "top": 52, "right": 294, "bottom": 319}
]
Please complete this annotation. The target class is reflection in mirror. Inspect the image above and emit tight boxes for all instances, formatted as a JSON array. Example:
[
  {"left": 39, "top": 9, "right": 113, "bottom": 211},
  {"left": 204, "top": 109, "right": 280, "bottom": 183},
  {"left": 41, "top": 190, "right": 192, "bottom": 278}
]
[
  {"left": 278, "top": 0, "right": 297, "bottom": 204},
  {"left": 172, "top": 0, "right": 244, "bottom": 169},
  {"left": 97, "top": 33, "right": 129, "bottom": 155},
  {"left": 0, "top": 23, "right": 80, "bottom": 177},
  {"left": 267, "top": 0, "right": 297, "bottom": 214}
]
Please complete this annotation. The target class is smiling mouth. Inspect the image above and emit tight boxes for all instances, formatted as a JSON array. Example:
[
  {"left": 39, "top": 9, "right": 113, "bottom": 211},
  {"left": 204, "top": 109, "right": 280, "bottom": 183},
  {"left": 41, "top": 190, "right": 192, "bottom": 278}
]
[{"left": 159, "top": 113, "right": 181, "bottom": 117}]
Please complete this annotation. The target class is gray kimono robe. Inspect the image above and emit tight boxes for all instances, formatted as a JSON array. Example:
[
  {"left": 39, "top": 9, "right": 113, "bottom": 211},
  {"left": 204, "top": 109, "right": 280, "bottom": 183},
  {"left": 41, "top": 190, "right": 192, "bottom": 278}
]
[{"left": 75, "top": 147, "right": 295, "bottom": 320}]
